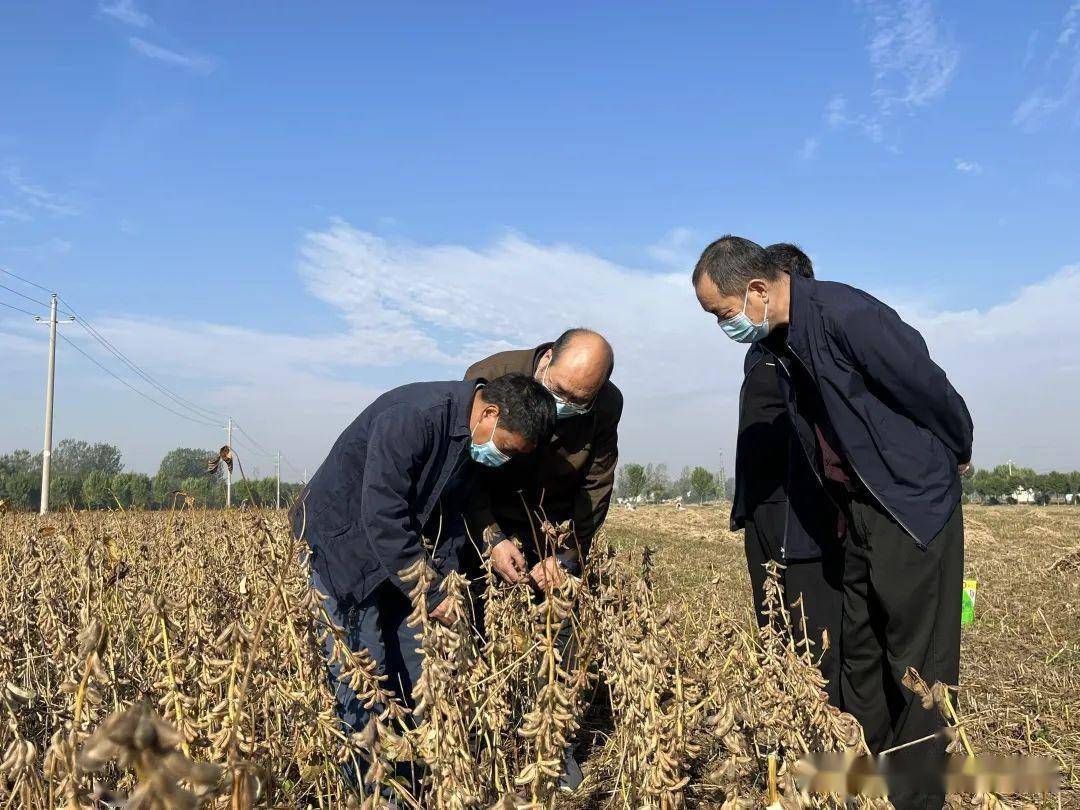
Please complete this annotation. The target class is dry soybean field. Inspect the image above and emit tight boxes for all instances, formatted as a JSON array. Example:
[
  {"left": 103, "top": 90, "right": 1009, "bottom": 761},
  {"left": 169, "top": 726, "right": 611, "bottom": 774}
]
[{"left": 0, "top": 504, "right": 1075, "bottom": 809}]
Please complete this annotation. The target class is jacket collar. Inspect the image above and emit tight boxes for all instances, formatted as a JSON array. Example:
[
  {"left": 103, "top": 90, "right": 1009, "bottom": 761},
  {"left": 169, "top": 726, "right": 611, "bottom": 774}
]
[
  {"left": 532, "top": 342, "right": 554, "bottom": 373},
  {"left": 783, "top": 272, "right": 813, "bottom": 364},
  {"left": 452, "top": 380, "right": 480, "bottom": 439}
]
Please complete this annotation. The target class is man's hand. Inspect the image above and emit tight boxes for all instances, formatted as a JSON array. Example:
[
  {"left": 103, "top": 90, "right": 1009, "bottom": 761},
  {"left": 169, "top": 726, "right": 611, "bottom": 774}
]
[
  {"left": 958, "top": 462, "right": 973, "bottom": 476},
  {"left": 429, "top": 595, "right": 457, "bottom": 626},
  {"left": 490, "top": 539, "right": 527, "bottom": 584},
  {"left": 529, "top": 556, "right": 567, "bottom": 591}
]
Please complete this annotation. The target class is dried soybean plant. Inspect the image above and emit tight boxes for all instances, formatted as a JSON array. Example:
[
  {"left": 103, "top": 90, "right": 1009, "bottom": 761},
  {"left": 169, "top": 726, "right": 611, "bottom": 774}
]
[{"left": 3, "top": 497, "right": 1010, "bottom": 810}]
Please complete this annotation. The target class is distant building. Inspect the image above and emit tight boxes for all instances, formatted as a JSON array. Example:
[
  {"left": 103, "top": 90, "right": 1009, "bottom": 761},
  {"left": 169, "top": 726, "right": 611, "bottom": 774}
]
[{"left": 1012, "top": 487, "right": 1037, "bottom": 504}]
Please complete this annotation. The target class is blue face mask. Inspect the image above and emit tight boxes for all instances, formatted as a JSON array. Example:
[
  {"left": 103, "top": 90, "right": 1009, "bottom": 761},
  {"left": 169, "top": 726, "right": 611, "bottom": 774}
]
[
  {"left": 718, "top": 285, "right": 770, "bottom": 344},
  {"left": 542, "top": 365, "right": 591, "bottom": 420},
  {"left": 554, "top": 399, "right": 589, "bottom": 420},
  {"left": 469, "top": 415, "right": 511, "bottom": 468}
]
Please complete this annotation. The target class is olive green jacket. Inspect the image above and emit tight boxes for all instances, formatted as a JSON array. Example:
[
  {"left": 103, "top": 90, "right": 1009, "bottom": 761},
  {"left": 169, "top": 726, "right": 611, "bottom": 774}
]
[{"left": 464, "top": 344, "right": 623, "bottom": 565}]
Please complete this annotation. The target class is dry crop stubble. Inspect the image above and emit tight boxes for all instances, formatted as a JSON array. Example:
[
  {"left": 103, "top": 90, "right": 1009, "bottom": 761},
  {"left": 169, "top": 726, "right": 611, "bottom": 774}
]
[{"left": 0, "top": 501, "right": 1072, "bottom": 808}]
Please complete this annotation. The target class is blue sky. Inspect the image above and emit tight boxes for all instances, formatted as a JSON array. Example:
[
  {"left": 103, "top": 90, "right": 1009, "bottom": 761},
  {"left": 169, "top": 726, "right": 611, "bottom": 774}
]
[{"left": 2, "top": 0, "right": 1079, "bottom": 478}]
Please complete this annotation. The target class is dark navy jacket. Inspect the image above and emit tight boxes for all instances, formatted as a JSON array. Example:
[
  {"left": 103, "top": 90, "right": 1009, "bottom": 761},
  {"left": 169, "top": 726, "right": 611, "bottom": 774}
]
[
  {"left": 293, "top": 380, "right": 477, "bottom": 607},
  {"left": 761, "top": 273, "right": 973, "bottom": 557},
  {"left": 729, "top": 344, "right": 840, "bottom": 561}
]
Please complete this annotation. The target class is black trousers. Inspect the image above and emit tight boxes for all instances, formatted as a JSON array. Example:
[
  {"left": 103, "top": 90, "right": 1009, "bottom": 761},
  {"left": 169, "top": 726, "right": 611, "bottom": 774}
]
[
  {"left": 744, "top": 501, "right": 843, "bottom": 709},
  {"left": 842, "top": 495, "right": 963, "bottom": 810}
]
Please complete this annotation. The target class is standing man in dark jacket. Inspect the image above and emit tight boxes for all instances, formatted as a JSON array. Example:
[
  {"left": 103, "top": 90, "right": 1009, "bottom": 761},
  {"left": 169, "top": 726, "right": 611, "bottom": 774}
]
[
  {"left": 694, "top": 236, "right": 973, "bottom": 810},
  {"left": 465, "top": 328, "right": 622, "bottom": 587},
  {"left": 294, "top": 374, "right": 555, "bottom": 752},
  {"left": 732, "top": 243, "right": 843, "bottom": 708}
]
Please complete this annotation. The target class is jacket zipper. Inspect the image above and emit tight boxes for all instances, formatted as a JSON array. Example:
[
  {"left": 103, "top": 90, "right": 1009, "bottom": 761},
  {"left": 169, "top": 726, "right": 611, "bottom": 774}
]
[
  {"left": 770, "top": 352, "right": 821, "bottom": 559},
  {"left": 732, "top": 351, "right": 764, "bottom": 522},
  {"left": 424, "top": 446, "right": 469, "bottom": 555},
  {"left": 782, "top": 344, "right": 925, "bottom": 549}
]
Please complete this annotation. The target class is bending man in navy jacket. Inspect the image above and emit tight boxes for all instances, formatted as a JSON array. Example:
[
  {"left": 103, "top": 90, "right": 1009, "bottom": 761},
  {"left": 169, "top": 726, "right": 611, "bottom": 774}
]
[
  {"left": 695, "top": 236, "right": 972, "bottom": 810},
  {"left": 293, "top": 374, "right": 555, "bottom": 755}
]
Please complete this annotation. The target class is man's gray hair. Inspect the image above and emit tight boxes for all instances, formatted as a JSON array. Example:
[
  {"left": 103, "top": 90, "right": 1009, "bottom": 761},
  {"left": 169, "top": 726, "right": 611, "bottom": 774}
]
[{"left": 692, "top": 235, "right": 782, "bottom": 295}]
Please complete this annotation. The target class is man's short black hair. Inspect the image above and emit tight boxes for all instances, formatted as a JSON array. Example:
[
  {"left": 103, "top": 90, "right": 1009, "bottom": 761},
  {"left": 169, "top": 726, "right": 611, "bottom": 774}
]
[
  {"left": 765, "top": 242, "right": 814, "bottom": 278},
  {"left": 691, "top": 235, "right": 780, "bottom": 295},
  {"left": 481, "top": 373, "right": 556, "bottom": 446}
]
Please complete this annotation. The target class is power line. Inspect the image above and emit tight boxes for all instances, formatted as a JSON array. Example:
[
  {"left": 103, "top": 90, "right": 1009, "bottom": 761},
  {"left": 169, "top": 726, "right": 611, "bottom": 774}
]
[
  {"left": 9, "top": 267, "right": 286, "bottom": 492},
  {"left": 280, "top": 453, "right": 304, "bottom": 478},
  {"left": 232, "top": 421, "right": 274, "bottom": 456},
  {"left": 0, "top": 281, "right": 50, "bottom": 310},
  {"left": 58, "top": 332, "right": 221, "bottom": 429},
  {"left": 60, "top": 298, "right": 281, "bottom": 462},
  {"left": 0, "top": 266, "right": 56, "bottom": 295},
  {"left": 231, "top": 433, "right": 275, "bottom": 459},
  {"left": 0, "top": 299, "right": 39, "bottom": 318},
  {"left": 59, "top": 296, "right": 230, "bottom": 424}
]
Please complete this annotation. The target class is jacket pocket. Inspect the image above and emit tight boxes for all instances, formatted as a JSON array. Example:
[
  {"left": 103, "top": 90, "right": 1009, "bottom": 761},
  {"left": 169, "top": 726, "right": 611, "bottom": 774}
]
[{"left": 308, "top": 492, "right": 352, "bottom": 541}]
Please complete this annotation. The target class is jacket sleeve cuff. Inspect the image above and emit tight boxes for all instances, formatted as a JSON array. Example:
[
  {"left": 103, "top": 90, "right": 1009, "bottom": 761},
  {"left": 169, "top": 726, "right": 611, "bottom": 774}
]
[
  {"left": 424, "top": 574, "right": 447, "bottom": 612},
  {"left": 556, "top": 549, "right": 581, "bottom": 576},
  {"left": 484, "top": 526, "right": 509, "bottom": 550}
]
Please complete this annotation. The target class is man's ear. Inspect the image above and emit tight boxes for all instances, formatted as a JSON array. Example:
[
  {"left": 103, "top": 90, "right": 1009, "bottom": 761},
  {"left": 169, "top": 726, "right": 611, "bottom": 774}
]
[{"left": 748, "top": 278, "right": 770, "bottom": 299}]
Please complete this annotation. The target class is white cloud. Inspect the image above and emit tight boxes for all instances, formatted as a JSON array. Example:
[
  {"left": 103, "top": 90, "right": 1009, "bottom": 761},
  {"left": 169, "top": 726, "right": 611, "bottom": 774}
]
[
  {"left": 898, "top": 265, "right": 1080, "bottom": 469},
  {"left": 646, "top": 227, "right": 700, "bottom": 268},
  {"left": 799, "top": 137, "right": 820, "bottom": 160},
  {"left": 1013, "top": 2, "right": 1080, "bottom": 131},
  {"left": 824, "top": 94, "right": 885, "bottom": 142},
  {"left": 859, "top": 0, "right": 959, "bottom": 110},
  {"left": 1022, "top": 30, "right": 1040, "bottom": 71},
  {"left": 0, "top": 223, "right": 734, "bottom": 474},
  {"left": 3, "top": 222, "right": 1078, "bottom": 475},
  {"left": 294, "top": 223, "right": 725, "bottom": 406},
  {"left": 99, "top": 0, "right": 152, "bottom": 28},
  {"left": 825, "top": 95, "right": 849, "bottom": 128},
  {"left": 816, "top": 1, "right": 958, "bottom": 148},
  {"left": 954, "top": 158, "right": 983, "bottom": 175},
  {"left": 4, "top": 166, "right": 80, "bottom": 217},
  {"left": 129, "top": 37, "right": 217, "bottom": 75},
  {"left": 9, "top": 237, "right": 73, "bottom": 257},
  {"left": 0, "top": 207, "right": 32, "bottom": 223},
  {"left": 1057, "top": 2, "right": 1080, "bottom": 50}
]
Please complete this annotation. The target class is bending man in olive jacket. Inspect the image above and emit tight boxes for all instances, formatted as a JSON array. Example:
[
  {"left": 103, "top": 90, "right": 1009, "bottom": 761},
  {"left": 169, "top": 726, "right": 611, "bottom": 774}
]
[
  {"left": 464, "top": 328, "right": 622, "bottom": 587},
  {"left": 465, "top": 329, "right": 620, "bottom": 792}
]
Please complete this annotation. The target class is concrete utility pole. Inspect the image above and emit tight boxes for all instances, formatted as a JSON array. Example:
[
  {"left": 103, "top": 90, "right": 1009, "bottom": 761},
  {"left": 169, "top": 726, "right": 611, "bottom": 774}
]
[
  {"left": 226, "top": 417, "right": 233, "bottom": 508},
  {"left": 275, "top": 450, "right": 281, "bottom": 510},
  {"left": 38, "top": 295, "right": 59, "bottom": 515},
  {"left": 35, "top": 295, "right": 74, "bottom": 514}
]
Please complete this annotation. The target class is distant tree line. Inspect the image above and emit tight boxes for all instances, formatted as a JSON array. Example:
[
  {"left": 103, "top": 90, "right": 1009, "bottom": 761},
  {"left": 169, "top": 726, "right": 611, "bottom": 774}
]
[
  {"left": 616, "top": 461, "right": 1080, "bottom": 509},
  {"left": 615, "top": 463, "right": 735, "bottom": 505},
  {"left": 0, "top": 439, "right": 303, "bottom": 512},
  {"left": 963, "top": 464, "right": 1080, "bottom": 505}
]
